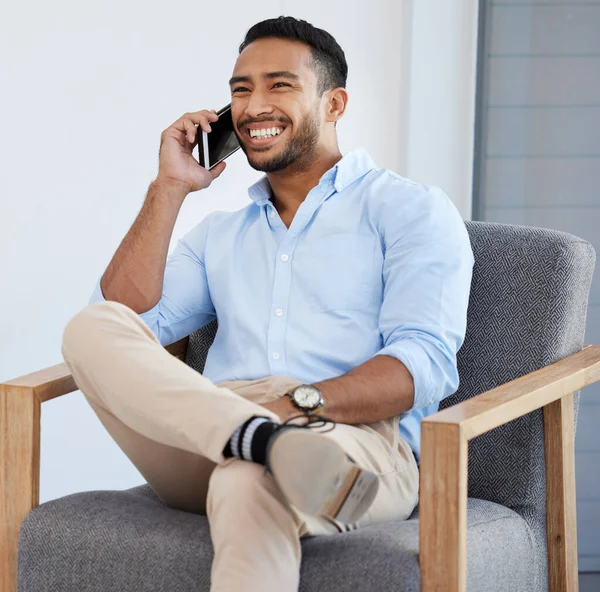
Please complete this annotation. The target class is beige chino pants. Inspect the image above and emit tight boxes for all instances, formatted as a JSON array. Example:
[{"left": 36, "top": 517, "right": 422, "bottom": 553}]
[{"left": 61, "top": 301, "right": 419, "bottom": 592}]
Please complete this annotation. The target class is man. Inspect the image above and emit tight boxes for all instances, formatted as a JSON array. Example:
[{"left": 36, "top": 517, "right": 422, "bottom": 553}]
[{"left": 61, "top": 15, "right": 474, "bottom": 592}]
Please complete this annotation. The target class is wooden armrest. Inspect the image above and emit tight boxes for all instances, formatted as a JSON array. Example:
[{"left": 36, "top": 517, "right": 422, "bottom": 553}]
[
  {"left": 1, "top": 363, "right": 77, "bottom": 403},
  {"left": 0, "top": 334, "right": 189, "bottom": 592},
  {"left": 164, "top": 335, "right": 189, "bottom": 361},
  {"left": 0, "top": 336, "right": 189, "bottom": 403},
  {"left": 425, "top": 343, "right": 600, "bottom": 438},
  {"left": 419, "top": 344, "right": 600, "bottom": 592}
]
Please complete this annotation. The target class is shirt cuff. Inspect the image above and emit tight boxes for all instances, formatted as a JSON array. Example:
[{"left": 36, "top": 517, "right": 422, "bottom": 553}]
[
  {"left": 88, "top": 277, "right": 161, "bottom": 327},
  {"left": 89, "top": 277, "right": 107, "bottom": 304},
  {"left": 374, "top": 339, "right": 453, "bottom": 410}
]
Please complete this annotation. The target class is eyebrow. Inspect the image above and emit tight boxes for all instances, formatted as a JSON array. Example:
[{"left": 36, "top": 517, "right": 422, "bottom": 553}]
[{"left": 228, "top": 71, "right": 300, "bottom": 87}]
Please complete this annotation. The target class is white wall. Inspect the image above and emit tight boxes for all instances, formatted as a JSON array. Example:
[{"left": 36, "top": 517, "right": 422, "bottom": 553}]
[
  {"left": 400, "top": 0, "right": 479, "bottom": 221},
  {"left": 0, "top": 0, "right": 478, "bottom": 502}
]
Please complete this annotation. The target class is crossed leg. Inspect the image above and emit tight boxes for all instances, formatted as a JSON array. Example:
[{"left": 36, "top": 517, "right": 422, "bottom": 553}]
[{"left": 61, "top": 301, "right": 418, "bottom": 591}]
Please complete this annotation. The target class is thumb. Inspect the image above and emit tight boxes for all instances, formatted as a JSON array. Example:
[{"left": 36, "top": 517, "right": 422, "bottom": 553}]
[{"left": 210, "top": 160, "right": 227, "bottom": 179}]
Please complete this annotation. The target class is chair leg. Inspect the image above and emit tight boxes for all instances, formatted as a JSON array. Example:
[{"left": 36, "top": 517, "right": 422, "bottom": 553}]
[
  {"left": 419, "top": 422, "right": 468, "bottom": 592},
  {"left": 543, "top": 393, "right": 579, "bottom": 592},
  {"left": 0, "top": 384, "right": 41, "bottom": 592}
]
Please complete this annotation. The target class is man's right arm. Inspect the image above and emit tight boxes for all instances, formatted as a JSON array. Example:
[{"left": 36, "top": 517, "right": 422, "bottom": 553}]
[
  {"left": 97, "top": 179, "right": 189, "bottom": 315},
  {"left": 89, "top": 109, "right": 228, "bottom": 345},
  {"left": 90, "top": 191, "right": 218, "bottom": 346}
]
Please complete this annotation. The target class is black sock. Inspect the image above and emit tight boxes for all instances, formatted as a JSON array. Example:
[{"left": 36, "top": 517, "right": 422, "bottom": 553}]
[{"left": 223, "top": 416, "right": 280, "bottom": 465}]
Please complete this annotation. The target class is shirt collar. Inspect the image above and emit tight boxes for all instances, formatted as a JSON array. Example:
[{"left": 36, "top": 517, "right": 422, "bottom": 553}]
[{"left": 247, "top": 146, "right": 376, "bottom": 206}]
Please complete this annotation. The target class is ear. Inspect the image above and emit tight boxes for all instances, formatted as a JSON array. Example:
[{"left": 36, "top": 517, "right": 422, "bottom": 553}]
[{"left": 324, "top": 87, "right": 348, "bottom": 124}]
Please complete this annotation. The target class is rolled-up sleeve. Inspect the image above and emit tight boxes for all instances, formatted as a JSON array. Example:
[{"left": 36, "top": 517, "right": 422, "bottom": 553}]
[
  {"left": 374, "top": 183, "right": 474, "bottom": 411},
  {"left": 89, "top": 212, "right": 218, "bottom": 346}
]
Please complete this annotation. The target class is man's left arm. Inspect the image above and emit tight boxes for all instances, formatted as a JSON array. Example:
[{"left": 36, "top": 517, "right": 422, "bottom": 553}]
[{"left": 263, "top": 185, "right": 475, "bottom": 423}]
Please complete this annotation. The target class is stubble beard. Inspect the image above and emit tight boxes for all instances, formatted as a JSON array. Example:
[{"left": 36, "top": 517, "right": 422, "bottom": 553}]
[{"left": 237, "top": 111, "right": 321, "bottom": 174}]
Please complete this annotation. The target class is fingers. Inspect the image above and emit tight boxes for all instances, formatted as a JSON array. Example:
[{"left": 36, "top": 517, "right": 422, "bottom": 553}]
[
  {"left": 169, "top": 110, "right": 220, "bottom": 145},
  {"left": 210, "top": 160, "right": 227, "bottom": 179},
  {"left": 182, "top": 116, "right": 197, "bottom": 144},
  {"left": 187, "top": 110, "right": 219, "bottom": 134}
]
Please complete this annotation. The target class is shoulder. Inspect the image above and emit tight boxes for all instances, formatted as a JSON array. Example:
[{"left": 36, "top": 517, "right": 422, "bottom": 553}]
[
  {"left": 207, "top": 204, "right": 258, "bottom": 229},
  {"left": 183, "top": 204, "right": 258, "bottom": 243},
  {"left": 364, "top": 169, "right": 464, "bottom": 236},
  {"left": 366, "top": 168, "right": 452, "bottom": 211}
]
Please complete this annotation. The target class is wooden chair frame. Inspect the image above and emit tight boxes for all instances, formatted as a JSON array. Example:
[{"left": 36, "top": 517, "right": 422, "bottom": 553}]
[{"left": 2, "top": 338, "right": 599, "bottom": 592}]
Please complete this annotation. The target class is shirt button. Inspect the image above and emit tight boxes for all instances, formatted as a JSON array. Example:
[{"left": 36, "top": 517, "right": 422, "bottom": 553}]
[
  {"left": 280, "top": 254, "right": 289, "bottom": 262},
  {"left": 275, "top": 308, "right": 283, "bottom": 317},
  {"left": 269, "top": 210, "right": 275, "bottom": 218},
  {"left": 272, "top": 352, "right": 280, "bottom": 360}
]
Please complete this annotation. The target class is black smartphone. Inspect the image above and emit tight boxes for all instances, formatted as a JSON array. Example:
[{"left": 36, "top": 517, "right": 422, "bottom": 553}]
[{"left": 197, "top": 104, "right": 241, "bottom": 170}]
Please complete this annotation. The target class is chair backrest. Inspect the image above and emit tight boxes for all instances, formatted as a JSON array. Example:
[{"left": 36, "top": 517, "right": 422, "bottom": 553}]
[
  {"left": 184, "top": 220, "right": 596, "bottom": 588},
  {"left": 444, "top": 221, "right": 595, "bottom": 591},
  {"left": 187, "top": 222, "right": 596, "bottom": 504},
  {"left": 446, "top": 221, "right": 594, "bottom": 508},
  {"left": 185, "top": 321, "right": 217, "bottom": 376}
]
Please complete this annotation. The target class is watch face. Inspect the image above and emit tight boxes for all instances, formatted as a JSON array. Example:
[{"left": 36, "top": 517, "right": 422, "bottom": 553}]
[{"left": 294, "top": 386, "right": 321, "bottom": 408}]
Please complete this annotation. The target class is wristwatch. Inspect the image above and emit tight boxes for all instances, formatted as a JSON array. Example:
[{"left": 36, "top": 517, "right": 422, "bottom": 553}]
[{"left": 285, "top": 384, "right": 325, "bottom": 414}]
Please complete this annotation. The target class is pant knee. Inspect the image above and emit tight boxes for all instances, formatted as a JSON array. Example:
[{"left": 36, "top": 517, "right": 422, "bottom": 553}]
[
  {"left": 207, "top": 459, "right": 304, "bottom": 542},
  {"left": 208, "top": 460, "right": 266, "bottom": 498},
  {"left": 61, "top": 301, "right": 132, "bottom": 361},
  {"left": 207, "top": 460, "right": 282, "bottom": 514}
]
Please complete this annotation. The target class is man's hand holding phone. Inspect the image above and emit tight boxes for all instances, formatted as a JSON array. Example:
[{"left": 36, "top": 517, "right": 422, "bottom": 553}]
[{"left": 155, "top": 109, "right": 227, "bottom": 195}]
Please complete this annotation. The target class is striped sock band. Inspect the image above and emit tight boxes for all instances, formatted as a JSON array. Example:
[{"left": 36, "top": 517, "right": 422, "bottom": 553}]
[
  {"left": 241, "top": 417, "right": 269, "bottom": 461},
  {"left": 223, "top": 416, "right": 279, "bottom": 465}
]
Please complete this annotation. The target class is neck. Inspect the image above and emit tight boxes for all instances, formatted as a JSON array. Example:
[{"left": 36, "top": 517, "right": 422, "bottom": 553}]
[{"left": 265, "top": 146, "right": 343, "bottom": 215}]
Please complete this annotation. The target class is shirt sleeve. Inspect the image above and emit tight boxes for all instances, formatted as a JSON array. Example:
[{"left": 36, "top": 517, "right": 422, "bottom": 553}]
[
  {"left": 89, "top": 212, "right": 218, "bottom": 346},
  {"left": 374, "top": 183, "right": 474, "bottom": 411}
]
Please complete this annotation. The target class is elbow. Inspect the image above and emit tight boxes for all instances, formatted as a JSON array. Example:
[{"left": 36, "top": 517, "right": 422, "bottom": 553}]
[
  {"left": 378, "top": 332, "right": 459, "bottom": 410},
  {"left": 418, "top": 339, "right": 459, "bottom": 409}
]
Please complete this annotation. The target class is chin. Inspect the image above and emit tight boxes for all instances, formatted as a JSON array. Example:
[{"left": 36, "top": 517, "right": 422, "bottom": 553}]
[
  {"left": 246, "top": 151, "right": 286, "bottom": 173},
  {"left": 248, "top": 159, "right": 284, "bottom": 173}
]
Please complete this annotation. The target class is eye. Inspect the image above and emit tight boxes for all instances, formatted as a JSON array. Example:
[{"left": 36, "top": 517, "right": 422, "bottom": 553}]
[
  {"left": 273, "top": 82, "right": 290, "bottom": 88},
  {"left": 232, "top": 87, "right": 249, "bottom": 94}
]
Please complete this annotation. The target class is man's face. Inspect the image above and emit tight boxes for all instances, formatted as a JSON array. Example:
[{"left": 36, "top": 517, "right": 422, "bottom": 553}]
[{"left": 229, "top": 38, "right": 324, "bottom": 173}]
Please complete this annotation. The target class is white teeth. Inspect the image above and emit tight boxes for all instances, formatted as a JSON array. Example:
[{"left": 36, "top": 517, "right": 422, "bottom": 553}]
[{"left": 250, "top": 127, "right": 283, "bottom": 138}]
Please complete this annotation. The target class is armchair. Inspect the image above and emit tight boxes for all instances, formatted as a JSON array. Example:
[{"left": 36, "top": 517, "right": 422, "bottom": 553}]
[{"left": 2, "top": 221, "right": 598, "bottom": 591}]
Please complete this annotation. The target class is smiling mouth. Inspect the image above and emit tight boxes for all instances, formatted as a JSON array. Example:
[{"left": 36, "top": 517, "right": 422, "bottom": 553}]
[{"left": 244, "top": 126, "right": 288, "bottom": 147}]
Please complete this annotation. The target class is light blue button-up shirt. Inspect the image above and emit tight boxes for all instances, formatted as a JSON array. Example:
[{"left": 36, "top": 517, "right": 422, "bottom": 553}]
[{"left": 90, "top": 147, "right": 474, "bottom": 460}]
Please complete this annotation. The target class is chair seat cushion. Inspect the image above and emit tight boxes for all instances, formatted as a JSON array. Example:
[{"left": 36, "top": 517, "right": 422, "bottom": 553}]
[{"left": 18, "top": 484, "right": 536, "bottom": 592}]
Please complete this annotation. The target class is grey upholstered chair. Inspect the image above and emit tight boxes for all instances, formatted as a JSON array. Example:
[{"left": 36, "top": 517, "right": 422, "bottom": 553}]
[{"left": 2, "top": 221, "right": 599, "bottom": 592}]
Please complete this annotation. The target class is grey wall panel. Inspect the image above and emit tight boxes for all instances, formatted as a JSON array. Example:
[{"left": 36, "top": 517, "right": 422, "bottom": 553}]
[
  {"left": 576, "top": 395, "right": 600, "bottom": 454},
  {"left": 487, "top": 107, "right": 600, "bottom": 156},
  {"left": 577, "top": 501, "right": 600, "bottom": 556},
  {"left": 477, "top": 0, "right": 600, "bottom": 568},
  {"left": 488, "top": 57, "right": 600, "bottom": 106},
  {"left": 483, "top": 157, "right": 600, "bottom": 207},
  {"left": 585, "top": 304, "right": 600, "bottom": 343},
  {"left": 494, "top": 0, "right": 600, "bottom": 4},
  {"left": 490, "top": 4, "right": 600, "bottom": 56},
  {"left": 576, "top": 452, "right": 600, "bottom": 498},
  {"left": 577, "top": 294, "right": 600, "bottom": 452},
  {"left": 579, "top": 383, "right": 600, "bottom": 410}
]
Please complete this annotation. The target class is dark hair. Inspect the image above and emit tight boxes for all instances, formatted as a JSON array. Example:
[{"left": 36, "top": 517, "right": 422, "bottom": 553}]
[{"left": 239, "top": 16, "right": 348, "bottom": 96}]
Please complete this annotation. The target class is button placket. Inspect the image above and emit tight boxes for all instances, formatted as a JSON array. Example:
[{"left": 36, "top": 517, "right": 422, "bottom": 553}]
[
  {"left": 266, "top": 184, "right": 330, "bottom": 374},
  {"left": 267, "top": 241, "right": 296, "bottom": 374}
]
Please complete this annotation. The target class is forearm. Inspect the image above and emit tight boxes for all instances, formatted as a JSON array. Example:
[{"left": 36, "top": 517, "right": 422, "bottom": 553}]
[
  {"left": 313, "top": 354, "right": 415, "bottom": 424},
  {"left": 100, "top": 179, "right": 188, "bottom": 314}
]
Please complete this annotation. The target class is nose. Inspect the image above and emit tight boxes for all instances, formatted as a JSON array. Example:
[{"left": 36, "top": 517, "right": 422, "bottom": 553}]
[{"left": 243, "top": 90, "right": 275, "bottom": 121}]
